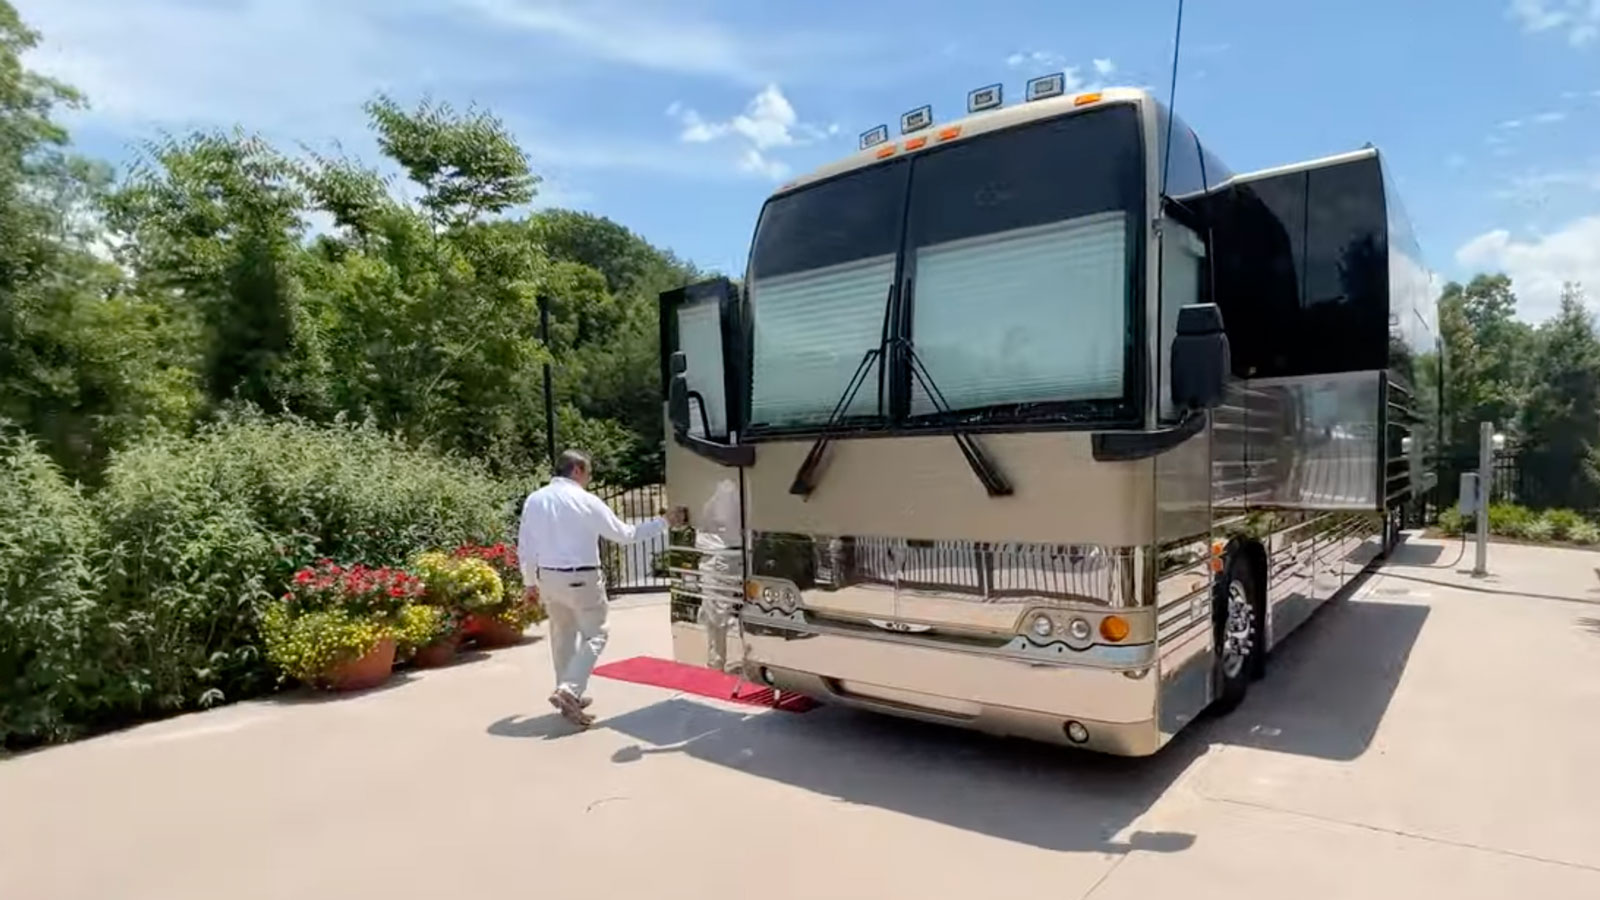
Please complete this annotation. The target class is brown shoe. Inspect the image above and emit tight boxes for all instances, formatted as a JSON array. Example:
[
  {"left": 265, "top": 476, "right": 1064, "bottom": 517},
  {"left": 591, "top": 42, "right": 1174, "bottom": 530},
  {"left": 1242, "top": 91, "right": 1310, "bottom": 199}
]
[{"left": 548, "top": 690, "right": 594, "bottom": 727}]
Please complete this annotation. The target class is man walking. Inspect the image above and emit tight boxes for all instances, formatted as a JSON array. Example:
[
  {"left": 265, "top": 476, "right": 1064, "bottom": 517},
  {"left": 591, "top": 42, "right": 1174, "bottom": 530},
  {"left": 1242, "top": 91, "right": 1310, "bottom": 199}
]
[{"left": 517, "top": 450, "right": 682, "bottom": 727}]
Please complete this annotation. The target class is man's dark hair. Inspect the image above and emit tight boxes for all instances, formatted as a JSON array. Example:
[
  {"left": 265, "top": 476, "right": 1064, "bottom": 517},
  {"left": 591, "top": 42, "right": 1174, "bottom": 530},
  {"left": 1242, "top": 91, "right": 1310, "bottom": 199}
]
[{"left": 554, "top": 449, "right": 591, "bottom": 478}]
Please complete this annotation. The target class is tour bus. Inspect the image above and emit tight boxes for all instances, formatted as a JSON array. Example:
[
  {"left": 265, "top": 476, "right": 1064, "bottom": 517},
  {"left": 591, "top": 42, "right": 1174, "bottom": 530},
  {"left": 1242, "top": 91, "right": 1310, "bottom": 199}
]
[{"left": 658, "top": 79, "right": 1439, "bottom": 756}]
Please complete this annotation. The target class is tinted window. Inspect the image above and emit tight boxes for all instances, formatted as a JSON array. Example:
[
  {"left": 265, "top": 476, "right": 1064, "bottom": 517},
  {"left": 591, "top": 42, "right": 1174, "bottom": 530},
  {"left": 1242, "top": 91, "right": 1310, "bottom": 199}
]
[
  {"left": 905, "top": 105, "right": 1144, "bottom": 248},
  {"left": 903, "top": 106, "right": 1143, "bottom": 415},
  {"left": 1303, "top": 161, "right": 1387, "bottom": 372},
  {"left": 749, "top": 162, "right": 910, "bottom": 279},
  {"left": 1210, "top": 171, "right": 1306, "bottom": 378},
  {"left": 1159, "top": 112, "right": 1206, "bottom": 199}
]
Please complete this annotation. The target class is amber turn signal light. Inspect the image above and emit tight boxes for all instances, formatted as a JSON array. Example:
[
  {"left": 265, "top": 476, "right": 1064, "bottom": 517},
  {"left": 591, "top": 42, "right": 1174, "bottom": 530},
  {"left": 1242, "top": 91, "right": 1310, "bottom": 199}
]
[{"left": 1100, "top": 615, "right": 1130, "bottom": 642}]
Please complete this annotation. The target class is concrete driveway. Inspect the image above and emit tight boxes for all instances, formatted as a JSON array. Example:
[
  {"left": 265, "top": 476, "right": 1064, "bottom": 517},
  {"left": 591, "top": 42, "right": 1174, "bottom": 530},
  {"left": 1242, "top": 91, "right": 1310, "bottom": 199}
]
[{"left": 4, "top": 537, "right": 1600, "bottom": 899}]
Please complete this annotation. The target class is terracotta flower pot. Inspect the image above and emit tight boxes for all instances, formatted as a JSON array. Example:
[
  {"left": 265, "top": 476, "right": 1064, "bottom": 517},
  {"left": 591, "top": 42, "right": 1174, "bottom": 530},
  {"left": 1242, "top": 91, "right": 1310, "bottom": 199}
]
[
  {"left": 412, "top": 634, "right": 461, "bottom": 669},
  {"left": 467, "top": 613, "right": 525, "bottom": 648},
  {"left": 321, "top": 638, "right": 396, "bottom": 691}
]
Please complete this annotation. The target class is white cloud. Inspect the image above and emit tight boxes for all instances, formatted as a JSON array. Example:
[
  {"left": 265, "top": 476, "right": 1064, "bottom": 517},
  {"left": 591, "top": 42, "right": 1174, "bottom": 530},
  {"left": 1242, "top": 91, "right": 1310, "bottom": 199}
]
[
  {"left": 456, "top": 0, "right": 864, "bottom": 84},
  {"left": 667, "top": 84, "right": 831, "bottom": 181},
  {"left": 1004, "top": 51, "right": 1119, "bottom": 92},
  {"left": 1006, "top": 50, "right": 1068, "bottom": 71},
  {"left": 1500, "top": 118, "right": 1525, "bottom": 129},
  {"left": 1494, "top": 159, "right": 1600, "bottom": 205},
  {"left": 19, "top": 0, "right": 419, "bottom": 135},
  {"left": 1457, "top": 216, "right": 1600, "bottom": 320},
  {"left": 737, "top": 148, "right": 789, "bottom": 180},
  {"left": 1509, "top": 0, "right": 1600, "bottom": 47},
  {"left": 1446, "top": 153, "right": 1469, "bottom": 168},
  {"left": 1533, "top": 110, "right": 1569, "bottom": 123}
]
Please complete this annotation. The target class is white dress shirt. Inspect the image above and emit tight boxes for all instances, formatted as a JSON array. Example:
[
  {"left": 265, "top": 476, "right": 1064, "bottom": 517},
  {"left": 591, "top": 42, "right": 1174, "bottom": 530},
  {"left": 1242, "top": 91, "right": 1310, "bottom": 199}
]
[{"left": 517, "top": 477, "right": 669, "bottom": 584}]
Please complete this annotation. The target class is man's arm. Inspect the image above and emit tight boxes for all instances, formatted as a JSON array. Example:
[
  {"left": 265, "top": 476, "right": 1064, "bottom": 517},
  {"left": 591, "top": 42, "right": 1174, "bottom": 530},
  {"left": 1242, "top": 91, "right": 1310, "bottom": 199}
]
[
  {"left": 515, "top": 496, "right": 539, "bottom": 587},
  {"left": 586, "top": 493, "right": 669, "bottom": 546}
]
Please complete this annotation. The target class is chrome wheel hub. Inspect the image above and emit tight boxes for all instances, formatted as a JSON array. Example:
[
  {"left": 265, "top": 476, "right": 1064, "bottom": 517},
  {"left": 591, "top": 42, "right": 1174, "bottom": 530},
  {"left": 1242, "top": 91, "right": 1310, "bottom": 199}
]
[{"left": 1220, "top": 579, "right": 1253, "bottom": 679}]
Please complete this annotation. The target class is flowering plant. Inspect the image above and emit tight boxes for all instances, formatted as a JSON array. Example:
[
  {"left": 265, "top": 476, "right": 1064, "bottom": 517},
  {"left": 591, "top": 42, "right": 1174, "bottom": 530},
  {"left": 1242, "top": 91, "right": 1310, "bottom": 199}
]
[
  {"left": 452, "top": 543, "right": 522, "bottom": 603},
  {"left": 285, "top": 559, "right": 424, "bottom": 618},
  {"left": 393, "top": 604, "right": 455, "bottom": 657},
  {"left": 261, "top": 604, "right": 393, "bottom": 684},
  {"left": 452, "top": 542, "right": 545, "bottom": 625},
  {"left": 415, "top": 551, "right": 503, "bottom": 613}
]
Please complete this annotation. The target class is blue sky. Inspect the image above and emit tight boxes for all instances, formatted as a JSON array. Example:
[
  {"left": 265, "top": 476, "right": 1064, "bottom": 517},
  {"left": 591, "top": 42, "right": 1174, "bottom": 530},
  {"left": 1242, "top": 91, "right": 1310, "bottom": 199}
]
[{"left": 21, "top": 0, "right": 1600, "bottom": 321}]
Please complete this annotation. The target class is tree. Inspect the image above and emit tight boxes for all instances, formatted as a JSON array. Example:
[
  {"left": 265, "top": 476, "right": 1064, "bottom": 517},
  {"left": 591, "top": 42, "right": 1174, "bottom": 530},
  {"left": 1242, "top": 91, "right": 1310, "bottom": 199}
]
[
  {"left": 1437, "top": 274, "right": 1535, "bottom": 455},
  {"left": 104, "top": 132, "right": 307, "bottom": 413},
  {"left": 0, "top": 2, "right": 201, "bottom": 480},
  {"left": 1519, "top": 283, "right": 1600, "bottom": 509}
]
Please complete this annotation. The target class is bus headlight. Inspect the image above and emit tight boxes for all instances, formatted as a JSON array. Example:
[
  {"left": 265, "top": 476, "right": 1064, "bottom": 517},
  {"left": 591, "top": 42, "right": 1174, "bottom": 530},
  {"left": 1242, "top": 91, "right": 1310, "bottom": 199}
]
[
  {"left": 1031, "top": 614, "right": 1055, "bottom": 638},
  {"left": 1067, "top": 617, "right": 1093, "bottom": 642},
  {"left": 747, "top": 578, "right": 800, "bottom": 612}
]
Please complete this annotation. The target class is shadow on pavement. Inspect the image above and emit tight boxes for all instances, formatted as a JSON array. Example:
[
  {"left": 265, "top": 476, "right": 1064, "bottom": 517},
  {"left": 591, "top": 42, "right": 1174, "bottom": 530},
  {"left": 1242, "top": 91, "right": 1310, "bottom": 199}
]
[
  {"left": 488, "top": 547, "right": 1436, "bottom": 852},
  {"left": 269, "top": 672, "right": 419, "bottom": 705},
  {"left": 486, "top": 712, "right": 584, "bottom": 740},
  {"left": 1577, "top": 616, "right": 1600, "bottom": 636},
  {"left": 603, "top": 696, "right": 1201, "bottom": 854},
  {"left": 1206, "top": 592, "right": 1428, "bottom": 761}
]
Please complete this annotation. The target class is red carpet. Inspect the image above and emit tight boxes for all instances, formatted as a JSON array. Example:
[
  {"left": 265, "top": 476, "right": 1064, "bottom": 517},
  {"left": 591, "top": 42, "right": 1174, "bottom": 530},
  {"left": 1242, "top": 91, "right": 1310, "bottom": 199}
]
[{"left": 592, "top": 656, "right": 817, "bottom": 712}]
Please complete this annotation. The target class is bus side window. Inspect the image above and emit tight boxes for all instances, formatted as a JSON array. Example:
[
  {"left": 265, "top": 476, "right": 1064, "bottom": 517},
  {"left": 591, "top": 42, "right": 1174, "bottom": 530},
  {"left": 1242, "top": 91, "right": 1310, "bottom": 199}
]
[{"left": 1159, "top": 221, "right": 1206, "bottom": 421}]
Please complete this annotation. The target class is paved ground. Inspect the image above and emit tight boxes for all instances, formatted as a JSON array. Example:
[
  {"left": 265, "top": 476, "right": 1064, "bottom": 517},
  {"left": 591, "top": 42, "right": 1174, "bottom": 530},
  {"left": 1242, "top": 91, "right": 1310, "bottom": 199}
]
[{"left": 4, "top": 536, "right": 1600, "bottom": 899}]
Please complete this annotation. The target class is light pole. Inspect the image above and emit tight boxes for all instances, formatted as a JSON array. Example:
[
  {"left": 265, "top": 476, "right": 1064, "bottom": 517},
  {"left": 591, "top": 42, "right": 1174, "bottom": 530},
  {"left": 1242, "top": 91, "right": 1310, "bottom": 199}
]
[{"left": 1473, "top": 422, "right": 1507, "bottom": 577}]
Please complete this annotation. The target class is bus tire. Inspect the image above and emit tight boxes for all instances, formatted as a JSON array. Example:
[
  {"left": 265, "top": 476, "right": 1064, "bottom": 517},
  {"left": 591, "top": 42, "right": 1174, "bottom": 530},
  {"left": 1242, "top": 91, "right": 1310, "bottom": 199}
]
[{"left": 1211, "top": 553, "right": 1260, "bottom": 715}]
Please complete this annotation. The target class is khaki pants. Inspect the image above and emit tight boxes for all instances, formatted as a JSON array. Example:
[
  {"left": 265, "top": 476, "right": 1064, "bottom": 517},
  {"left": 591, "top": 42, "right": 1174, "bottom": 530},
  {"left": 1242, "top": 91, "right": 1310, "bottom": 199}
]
[{"left": 540, "top": 569, "right": 609, "bottom": 698}]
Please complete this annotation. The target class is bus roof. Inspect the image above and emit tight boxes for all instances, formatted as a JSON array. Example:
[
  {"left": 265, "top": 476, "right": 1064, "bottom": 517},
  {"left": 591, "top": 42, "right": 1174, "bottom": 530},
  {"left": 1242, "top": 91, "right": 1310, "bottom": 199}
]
[{"left": 770, "top": 86, "right": 1155, "bottom": 198}]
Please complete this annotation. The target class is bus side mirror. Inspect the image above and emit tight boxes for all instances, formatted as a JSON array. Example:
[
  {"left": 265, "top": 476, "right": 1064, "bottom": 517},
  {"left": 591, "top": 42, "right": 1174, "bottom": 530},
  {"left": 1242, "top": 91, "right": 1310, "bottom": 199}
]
[
  {"left": 1170, "top": 303, "right": 1229, "bottom": 412},
  {"left": 668, "top": 350, "right": 754, "bottom": 468},
  {"left": 668, "top": 352, "right": 692, "bottom": 436}
]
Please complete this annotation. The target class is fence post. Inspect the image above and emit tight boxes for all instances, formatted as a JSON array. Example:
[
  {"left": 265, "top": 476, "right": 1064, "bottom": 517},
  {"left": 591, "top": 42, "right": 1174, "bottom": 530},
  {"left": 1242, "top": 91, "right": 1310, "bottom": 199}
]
[{"left": 539, "top": 296, "right": 556, "bottom": 470}]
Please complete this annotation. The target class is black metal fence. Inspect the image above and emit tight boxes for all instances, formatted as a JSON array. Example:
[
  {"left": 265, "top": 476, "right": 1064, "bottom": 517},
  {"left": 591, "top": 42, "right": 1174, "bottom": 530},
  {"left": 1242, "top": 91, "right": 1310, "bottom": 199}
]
[
  {"left": 1430, "top": 448, "right": 1598, "bottom": 517},
  {"left": 595, "top": 483, "right": 671, "bottom": 593}
]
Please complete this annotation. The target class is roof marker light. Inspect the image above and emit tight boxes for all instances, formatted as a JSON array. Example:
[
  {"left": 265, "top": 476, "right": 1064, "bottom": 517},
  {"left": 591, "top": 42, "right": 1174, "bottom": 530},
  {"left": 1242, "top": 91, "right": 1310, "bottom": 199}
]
[
  {"left": 1074, "top": 92, "right": 1103, "bottom": 107},
  {"left": 875, "top": 145, "right": 896, "bottom": 159},
  {"left": 859, "top": 124, "right": 889, "bottom": 151},
  {"left": 900, "top": 105, "right": 932, "bottom": 135},
  {"left": 967, "top": 83, "right": 1003, "bottom": 113},
  {"left": 904, "top": 136, "right": 927, "bottom": 150},
  {"left": 937, "top": 126, "right": 961, "bottom": 141},
  {"left": 1026, "top": 73, "right": 1066, "bottom": 102}
]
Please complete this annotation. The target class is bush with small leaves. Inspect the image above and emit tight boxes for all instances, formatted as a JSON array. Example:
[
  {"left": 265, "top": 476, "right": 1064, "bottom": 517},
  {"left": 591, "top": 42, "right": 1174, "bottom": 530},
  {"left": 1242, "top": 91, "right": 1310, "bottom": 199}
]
[
  {"left": 1540, "top": 509, "right": 1585, "bottom": 541},
  {"left": 1567, "top": 520, "right": 1600, "bottom": 545},
  {"left": 1437, "top": 507, "right": 1467, "bottom": 536},
  {"left": 1521, "top": 517, "right": 1556, "bottom": 543},
  {"left": 0, "top": 428, "right": 114, "bottom": 747}
]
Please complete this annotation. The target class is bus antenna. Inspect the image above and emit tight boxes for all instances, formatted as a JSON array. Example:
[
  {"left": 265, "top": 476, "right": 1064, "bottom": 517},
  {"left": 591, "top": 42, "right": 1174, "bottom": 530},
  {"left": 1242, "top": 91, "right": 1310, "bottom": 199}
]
[{"left": 1159, "top": 0, "right": 1186, "bottom": 197}]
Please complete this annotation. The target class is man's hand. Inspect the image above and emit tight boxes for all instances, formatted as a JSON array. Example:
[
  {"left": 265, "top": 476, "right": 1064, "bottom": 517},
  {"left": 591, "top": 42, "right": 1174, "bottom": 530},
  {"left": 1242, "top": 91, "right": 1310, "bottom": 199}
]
[{"left": 666, "top": 506, "right": 688, "bottom": 527}]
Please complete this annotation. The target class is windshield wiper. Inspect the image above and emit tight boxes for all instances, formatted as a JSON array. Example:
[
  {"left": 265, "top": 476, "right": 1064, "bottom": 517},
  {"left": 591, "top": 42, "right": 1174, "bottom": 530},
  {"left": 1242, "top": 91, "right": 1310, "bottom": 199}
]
[
  {"left": 789, "top": 284, "right": 896, "bottom": 497},
  {"left": 890, "top": 335, "right": 1013, "bottom": 497},
  {"left": 788, "top": 284, "right": 1012, "bottom": 499}
]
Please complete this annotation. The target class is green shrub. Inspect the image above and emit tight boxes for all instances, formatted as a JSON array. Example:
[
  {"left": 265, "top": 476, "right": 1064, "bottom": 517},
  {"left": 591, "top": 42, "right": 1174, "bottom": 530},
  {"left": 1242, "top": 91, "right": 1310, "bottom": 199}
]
[
  {"left": 0, "top": 429, "right": 116, "bottom": 746},
  {"left": 1521, "top": 517, "right": 1555, "bottom": 543},
  {"left": 1437, "top": 507, "right": 1467, "bottom": 536},
  {"left": 1568, "top": 520, "right": 1600, "bottom": 545},
  {"left": 1541, "top": 509, "right": 1586, "bottom": 541},
  {"left": 1488, "top": 504, "right": 1535, "bottom": 538},
  {"left": 90, "top": 413, "right": 515, "bottom": 725}
]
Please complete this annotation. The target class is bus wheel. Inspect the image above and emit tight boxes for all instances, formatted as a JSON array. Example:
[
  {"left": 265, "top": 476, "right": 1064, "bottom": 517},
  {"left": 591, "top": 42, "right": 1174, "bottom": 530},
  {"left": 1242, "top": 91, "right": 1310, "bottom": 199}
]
[{"left": 1212, "top": 554, "right": 1260, "bottom": 714}]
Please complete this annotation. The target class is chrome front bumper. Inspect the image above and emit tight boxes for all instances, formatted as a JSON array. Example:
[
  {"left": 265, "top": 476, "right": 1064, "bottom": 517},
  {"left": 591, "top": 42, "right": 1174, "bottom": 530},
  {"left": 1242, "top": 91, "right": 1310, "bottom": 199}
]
[{"left": 732, "top": 620, "right": 1164, "bottom": 756}]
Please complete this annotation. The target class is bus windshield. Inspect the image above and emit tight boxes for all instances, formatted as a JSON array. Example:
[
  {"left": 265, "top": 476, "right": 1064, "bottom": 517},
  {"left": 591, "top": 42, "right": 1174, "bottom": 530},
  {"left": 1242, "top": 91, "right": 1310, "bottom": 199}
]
[{"left": 746, "top": 103, "right": 1146, "bottom": 433}]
